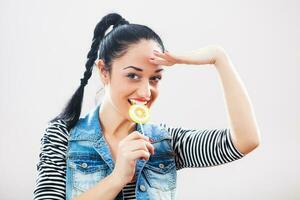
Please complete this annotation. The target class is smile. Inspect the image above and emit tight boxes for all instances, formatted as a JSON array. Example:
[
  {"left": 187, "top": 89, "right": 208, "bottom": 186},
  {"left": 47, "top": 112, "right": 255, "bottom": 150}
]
[{"left": 128, "top": 99, "right": 148, "bottom": 106}]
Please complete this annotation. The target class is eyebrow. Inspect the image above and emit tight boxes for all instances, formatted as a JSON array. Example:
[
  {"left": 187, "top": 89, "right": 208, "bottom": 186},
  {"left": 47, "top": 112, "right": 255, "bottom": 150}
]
[{"left": 123, "top": 66, "right": 164, "bottom": 73}]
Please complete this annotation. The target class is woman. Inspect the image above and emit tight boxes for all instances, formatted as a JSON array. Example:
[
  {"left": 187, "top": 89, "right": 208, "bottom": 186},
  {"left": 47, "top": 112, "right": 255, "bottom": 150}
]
[{"left": 34, "top": 12, "right": 260, "bottom": 200}]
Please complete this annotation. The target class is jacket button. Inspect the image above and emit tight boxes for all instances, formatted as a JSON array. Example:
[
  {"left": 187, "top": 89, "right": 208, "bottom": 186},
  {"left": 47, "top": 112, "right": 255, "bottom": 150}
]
[
  {"left": 81, "top": 163, "right": 88, "bottom": 168},
  {"left": 139, "top": 184, "right": 146, "bottom": 192},
  {"left": 159, "top": 163, "right": 165, "bottom": 168}
]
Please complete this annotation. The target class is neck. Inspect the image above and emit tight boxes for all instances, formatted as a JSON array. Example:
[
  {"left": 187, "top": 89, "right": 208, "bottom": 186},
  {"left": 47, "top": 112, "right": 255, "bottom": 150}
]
[{"left": 99, "top": 97, "right": 136, "bottom": 140}]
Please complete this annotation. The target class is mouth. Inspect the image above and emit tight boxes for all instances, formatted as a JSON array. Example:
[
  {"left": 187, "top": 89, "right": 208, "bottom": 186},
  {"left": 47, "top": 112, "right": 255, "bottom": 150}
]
[{"left": 128, "top": 99, "right": 149, "bottom": 107}]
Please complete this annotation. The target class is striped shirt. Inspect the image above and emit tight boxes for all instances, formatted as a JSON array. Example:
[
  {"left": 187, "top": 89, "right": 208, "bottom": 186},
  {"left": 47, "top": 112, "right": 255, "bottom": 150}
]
[{"left": 33, "top": 119, "right": 245, "bottom": 200}]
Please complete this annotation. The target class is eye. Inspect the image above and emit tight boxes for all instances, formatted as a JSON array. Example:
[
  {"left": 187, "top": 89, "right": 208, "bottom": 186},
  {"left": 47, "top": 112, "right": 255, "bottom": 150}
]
[
  {"left": 150, "top": 75, "right": 162, "bottom": 82},
  {"left": 126, "top": 73, "right": 140, "bottom": 80}
]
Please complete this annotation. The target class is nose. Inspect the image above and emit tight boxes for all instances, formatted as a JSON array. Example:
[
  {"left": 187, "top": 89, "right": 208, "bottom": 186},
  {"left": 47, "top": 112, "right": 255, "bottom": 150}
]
[{"left": 137, "top": 80, "right": 151, "bottom": 100}]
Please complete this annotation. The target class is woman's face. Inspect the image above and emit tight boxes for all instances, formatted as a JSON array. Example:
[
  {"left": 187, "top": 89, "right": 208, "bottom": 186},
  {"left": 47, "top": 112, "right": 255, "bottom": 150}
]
[{"left": 99, "top": 39, "right": 164, "bottom": 121}]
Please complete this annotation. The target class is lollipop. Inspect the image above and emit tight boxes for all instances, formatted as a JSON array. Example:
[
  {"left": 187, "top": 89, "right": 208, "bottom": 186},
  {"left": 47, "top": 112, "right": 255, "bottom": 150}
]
[{"left": 129, "top": 101, "right": 150, "bottom": 134}]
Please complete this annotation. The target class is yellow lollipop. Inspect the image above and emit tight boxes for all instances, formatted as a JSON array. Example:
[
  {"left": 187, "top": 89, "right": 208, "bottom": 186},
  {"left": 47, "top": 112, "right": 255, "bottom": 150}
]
[{"left": 129, "top": 103, "right": 150, "bottom": 124}]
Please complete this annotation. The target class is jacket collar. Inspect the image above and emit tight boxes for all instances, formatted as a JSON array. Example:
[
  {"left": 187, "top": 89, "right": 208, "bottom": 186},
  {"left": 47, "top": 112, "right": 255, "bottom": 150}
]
[{"left": 70, "top": 103, "right": 172, "bottom": 142}]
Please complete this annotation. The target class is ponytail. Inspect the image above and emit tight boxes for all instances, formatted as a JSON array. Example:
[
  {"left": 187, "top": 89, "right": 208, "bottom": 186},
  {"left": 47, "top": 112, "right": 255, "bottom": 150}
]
[{"left": 50, "top": 13, "right": 128, "bottom": 131}]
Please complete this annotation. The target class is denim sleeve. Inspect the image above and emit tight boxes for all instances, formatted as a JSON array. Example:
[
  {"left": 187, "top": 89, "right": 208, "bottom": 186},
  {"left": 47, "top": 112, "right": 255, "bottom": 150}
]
[
  {"left": 159, "top": 123, "right": 245, "bottom": 170},
  {"left": 33, "top": 120, "right": 69, "bottom": 200}
]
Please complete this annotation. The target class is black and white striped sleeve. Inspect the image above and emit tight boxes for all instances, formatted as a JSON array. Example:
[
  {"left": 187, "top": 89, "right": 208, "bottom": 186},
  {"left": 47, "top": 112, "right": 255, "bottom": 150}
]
[
  {"left": 159, "top": 123, "right": 245, "bottom": 170},
  {"left": 33, "top": 119, "right": 69, "bottom": 200}
]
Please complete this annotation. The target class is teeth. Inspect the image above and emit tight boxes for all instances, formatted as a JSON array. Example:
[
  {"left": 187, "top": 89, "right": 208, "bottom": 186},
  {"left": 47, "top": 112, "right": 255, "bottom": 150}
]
[{"left": 129, "top": 99, "right": 148, "bottom": 105}]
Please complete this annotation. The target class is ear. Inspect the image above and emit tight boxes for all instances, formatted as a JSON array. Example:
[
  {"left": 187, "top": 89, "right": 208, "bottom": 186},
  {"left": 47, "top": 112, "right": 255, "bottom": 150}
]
[{"left": 95, "top": 59, "right": 109, "bottom": 85}]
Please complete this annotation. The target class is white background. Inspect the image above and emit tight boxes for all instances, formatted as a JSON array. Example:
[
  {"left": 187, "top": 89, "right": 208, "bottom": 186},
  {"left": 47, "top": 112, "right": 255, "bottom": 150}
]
[{"left": 0, "top": 0, "right": 299, "bottom": 199}]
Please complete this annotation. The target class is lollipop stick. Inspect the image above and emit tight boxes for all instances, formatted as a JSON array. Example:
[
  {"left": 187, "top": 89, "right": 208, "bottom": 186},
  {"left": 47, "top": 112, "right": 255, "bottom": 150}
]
[{"left": 140, "top": 123, "right": 144, "bottom": 135}]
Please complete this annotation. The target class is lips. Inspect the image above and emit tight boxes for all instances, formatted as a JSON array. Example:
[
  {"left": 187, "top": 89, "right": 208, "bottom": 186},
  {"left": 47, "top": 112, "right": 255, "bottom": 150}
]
[{"left": 128, "top": 99, "right": 148, "bottom": 105}]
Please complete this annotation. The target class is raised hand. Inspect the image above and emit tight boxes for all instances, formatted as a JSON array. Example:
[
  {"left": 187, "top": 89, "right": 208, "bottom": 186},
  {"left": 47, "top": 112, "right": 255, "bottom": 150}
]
[{"left": 149, "top": 45, "right": 227, "bottom": 66}]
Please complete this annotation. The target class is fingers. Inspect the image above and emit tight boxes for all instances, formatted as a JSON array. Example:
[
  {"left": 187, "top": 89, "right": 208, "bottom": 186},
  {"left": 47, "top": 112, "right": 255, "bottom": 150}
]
[
  {"left": 119, "top": 131, "right": 155, "bottom": 161},
  {"left": 150, "top": 50, "right": 178, "bottom": 66},
  {"left": 149, "top": 58, "right": 172, "bottom": 66},
  {"left": 128, "top": 150, "right": 151, "bottom": 161},
  {"left": 123, "top": 131, "right": 150, "bottom": 142},
  {"left": 154, "top": 50, "right": 178, "bottom": 62},
  {"left": 145, "top": 140, "right": 155, "bottom": 155},
  {"left": 153, "top": 50, "right": 169, "bottom": 59},
  {"left": 127, "top": 139, "right": 155, "bottom": 155},
  {"left": 153, "top": 51, "right": 173, "bottom": 63},
  {"left": 164, "top": 51, "right": 183, "bottom": 63}
]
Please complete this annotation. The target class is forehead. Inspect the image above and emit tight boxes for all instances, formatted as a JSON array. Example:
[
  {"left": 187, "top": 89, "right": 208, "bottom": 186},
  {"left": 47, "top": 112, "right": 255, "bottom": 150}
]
[
  {"left": 112, "top": 39, "right": 162, "bottom": 71},
  {"left": 126, "top": 39, "right": 161, "bottom": 57}
]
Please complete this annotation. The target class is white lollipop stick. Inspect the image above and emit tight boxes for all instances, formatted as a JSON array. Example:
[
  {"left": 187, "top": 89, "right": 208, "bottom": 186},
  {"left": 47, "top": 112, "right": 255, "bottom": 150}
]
[{"left": 140, "top": 123, "right": 144, "bottom": 135}]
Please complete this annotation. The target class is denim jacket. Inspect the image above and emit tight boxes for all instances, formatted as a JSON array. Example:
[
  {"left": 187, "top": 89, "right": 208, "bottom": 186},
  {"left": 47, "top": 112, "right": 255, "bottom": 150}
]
[{"left": 66, "top": 103, "right": 177, "bottom": 200}]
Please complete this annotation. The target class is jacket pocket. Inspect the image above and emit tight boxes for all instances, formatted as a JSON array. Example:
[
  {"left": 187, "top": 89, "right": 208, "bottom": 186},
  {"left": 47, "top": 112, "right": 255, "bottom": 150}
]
[
  {"left": 69, "top": 154, "right": 109, "bottom": 193},
  {"left": 143, "top": 155, "right": 176, "bottom": 191}
]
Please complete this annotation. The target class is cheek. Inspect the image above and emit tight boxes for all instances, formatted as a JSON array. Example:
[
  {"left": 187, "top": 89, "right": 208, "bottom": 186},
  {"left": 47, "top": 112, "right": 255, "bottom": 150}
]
[
  {"left": 111, "top": 77, "right": 130, "bottom": 93},
  {"left": 153, "top": 84, "right": 160, "bottom": 95},
  {"left": 112, "top": 84, "right": 133, "bottom": 104},
  {"left": 150, "top": 88, "right": 159, "bottom": 101}
]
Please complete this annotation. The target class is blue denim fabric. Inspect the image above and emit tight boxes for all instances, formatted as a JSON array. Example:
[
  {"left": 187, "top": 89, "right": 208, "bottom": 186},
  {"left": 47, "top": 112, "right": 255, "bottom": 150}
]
[{"left": 66, "top": 103, "right": 177, "bottom": 200}]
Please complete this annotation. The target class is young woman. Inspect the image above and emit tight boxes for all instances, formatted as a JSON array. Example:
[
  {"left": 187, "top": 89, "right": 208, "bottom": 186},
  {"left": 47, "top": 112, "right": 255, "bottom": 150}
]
[{"left": 34, "top": 13, "right": 260, "bottom": 200}]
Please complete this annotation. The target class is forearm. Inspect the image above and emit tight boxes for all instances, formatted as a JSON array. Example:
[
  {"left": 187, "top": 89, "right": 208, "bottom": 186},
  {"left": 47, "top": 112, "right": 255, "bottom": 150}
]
[
  {"left": 74, "top": 172, "right": 125, "bottom": 200},
  {"left": 150, "top": 45, "right": 261, "bottom": 155},
  {"left": 214, "top": 48, "right": 261, "bottom": 154}
]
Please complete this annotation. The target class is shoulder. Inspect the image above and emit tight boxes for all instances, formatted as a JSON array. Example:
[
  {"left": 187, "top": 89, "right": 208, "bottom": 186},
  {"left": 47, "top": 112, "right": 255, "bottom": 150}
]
[
  {"left": 46, "top": 119, "right": 68, "bottom": 130},
  {"left": 42, "top": 119, "right": 69, "bottom": 143},
  {"left": 146, "top": 122, "right": 172, "bottom": 133},
  {"left": 157, "top": 122, "right": 194, "bottom": 134},
  {"left": 148, "top": 122, "right": 190, "bottom": 138}
]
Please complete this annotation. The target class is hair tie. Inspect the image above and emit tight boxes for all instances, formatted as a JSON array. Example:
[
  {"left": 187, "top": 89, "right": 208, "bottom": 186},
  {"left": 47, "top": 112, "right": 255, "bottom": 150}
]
[{"left": 113, "top": 18, "right": 129, "bottom": 28}]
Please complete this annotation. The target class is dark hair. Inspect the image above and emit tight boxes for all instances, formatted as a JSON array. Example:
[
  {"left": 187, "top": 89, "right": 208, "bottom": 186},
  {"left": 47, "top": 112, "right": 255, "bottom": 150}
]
[{"left": 50, "top": 12, "right": 165, "bottom": 131}]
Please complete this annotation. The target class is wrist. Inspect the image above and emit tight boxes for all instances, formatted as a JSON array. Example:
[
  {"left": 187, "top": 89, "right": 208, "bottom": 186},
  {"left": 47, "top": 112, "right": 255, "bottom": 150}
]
[{"left": 110, "top": 171, "right": 127, "bottom": 188}]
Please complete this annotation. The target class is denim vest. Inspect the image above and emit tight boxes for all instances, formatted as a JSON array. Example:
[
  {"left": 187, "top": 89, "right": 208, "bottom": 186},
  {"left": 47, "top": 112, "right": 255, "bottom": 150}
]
[{"left": 66, "top": 103, "right": 177, "bottom": 200}]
